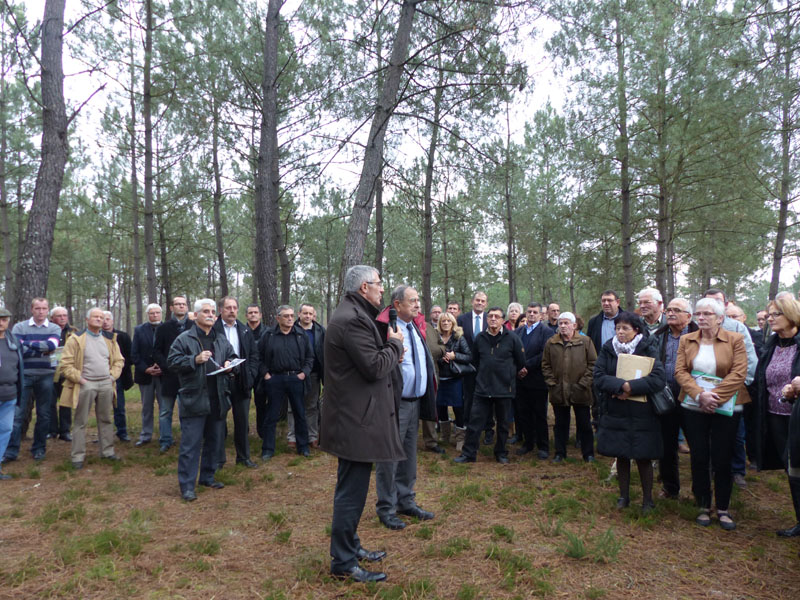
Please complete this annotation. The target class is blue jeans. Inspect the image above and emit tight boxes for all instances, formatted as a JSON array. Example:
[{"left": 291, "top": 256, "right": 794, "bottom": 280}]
[
  {"left": 5, "top": 374, "right": 53, "bottom": 459},
  {"left": 158, "top": 395, "right": 176, "bottom": 446},
  {"left": 0, "top": 399, "right": 17, "bottom": 462},
  {"left": 263, "top": 374, "right": 308, "bottom": 454},
  {"left": 731, "top": 416, "right": 747, "bottom": 476}
]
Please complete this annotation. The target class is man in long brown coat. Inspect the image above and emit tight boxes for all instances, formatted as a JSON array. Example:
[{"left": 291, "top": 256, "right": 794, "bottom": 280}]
[{"left": 320, "top": 265, "right": 404, "bottom": 583}]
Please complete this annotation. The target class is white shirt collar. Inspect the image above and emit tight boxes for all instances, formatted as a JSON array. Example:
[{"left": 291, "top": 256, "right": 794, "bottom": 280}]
[{"left": 28, "top": 317, "right": 51, "bottom": 327}]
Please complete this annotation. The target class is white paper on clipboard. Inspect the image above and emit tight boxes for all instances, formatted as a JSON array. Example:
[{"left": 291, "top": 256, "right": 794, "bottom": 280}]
[{"left": 207, "top": 357, "right": 246, "bottom": 376}]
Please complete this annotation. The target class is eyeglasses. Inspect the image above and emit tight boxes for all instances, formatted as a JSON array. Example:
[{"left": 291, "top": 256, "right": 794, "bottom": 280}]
[
  {"left": 665, "top": 307, "right": 688, "bottom": 314},
  {"left": 365, "top": 281, "right": 382, "bottom": 287},
  {"left": 694, "top": 311, "right": 717, "bottom": 317},
  {"left": 768, "top": 311, "right": 783, "bottom": 319}
]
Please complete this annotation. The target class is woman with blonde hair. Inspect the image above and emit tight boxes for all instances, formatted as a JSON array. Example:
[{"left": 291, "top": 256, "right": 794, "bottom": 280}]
[
  {"left": 436, "top": 312, "right": 472, "bottom": 451},
  {"left": 755, "top": 296, "right": 800, "bottom": 537}
]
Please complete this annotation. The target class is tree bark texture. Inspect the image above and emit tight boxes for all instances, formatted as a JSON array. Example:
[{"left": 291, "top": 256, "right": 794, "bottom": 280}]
[
  {"left": 143, "top": 0, "right": 157, "bottom": 304},
  {"left": 339, "top": 0, "right": 420, "bottom": 293},
  {"left": 615, "top": 5, "right": 634, "bottom": 309},
  {"left": 13, "top": 0, "right": 67, "bottom": 322},
  {"left": 129, "top": 17, "right": 142, "bottom": 324},
  {"left": 421, "top": 76, "right": 444, "bottom": 318},
  {"left": 254, "top": 0, "right": 280, "bottom": 322},
  {"left": 211, "top": 95, "right": 228, "bottom": 298}
]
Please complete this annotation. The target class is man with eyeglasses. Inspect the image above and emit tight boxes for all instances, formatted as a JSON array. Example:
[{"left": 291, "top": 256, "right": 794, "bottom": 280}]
[
  {"left": 454, "top": 307, "right": 525, "bottom": 464},
  {"left": 257, "top": 305, "right": 313, "bottom": 461},
  {"left": 653, "top": 298, "right": 697, "bottom": 498}
]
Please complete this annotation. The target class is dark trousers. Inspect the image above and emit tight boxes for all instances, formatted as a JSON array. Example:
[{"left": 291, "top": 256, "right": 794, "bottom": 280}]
[
  {"left": 682, "top": 408, "right": 741, "bottom": 511},
  {"left": 330, "top": 458, "right": 372, "bottom": 572},
  {"left": 178, "top": 413, "right": 224, "bottom": 491},
  {"left": 230, "top": 390, "right": 252, "bottom": 462},
  {"left": 767, "top": 413, "right": 790, "bottom": 469},
  {"left": 553, "top": 404, "right": 593, "bottom": 459},
  {"left": 263, "top": 374, "right": 308, "bottom": 454},
  {"left": 462, "top": 395, "right": 510, "bottom": 459},
  {"left": 114, "top": 379, "right": 127, "bottom": 438},
  {"left": 514, "top": 386, "right": 549, "bottom": 452},
  {"left": 658, "top": 407, "right": 682, "bottom": 497},
  {"left": 253, "top": 382, "right": 268, "bottom": 440},
  {"left": 731, "top": 417, "right": 747, "bottom": 476},
  {"left": 6, "top": 373, "right": 53, "bottom": 459}
]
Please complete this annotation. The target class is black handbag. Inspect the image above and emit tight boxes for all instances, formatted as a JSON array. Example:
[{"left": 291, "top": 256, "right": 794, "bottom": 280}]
[
  {"left": 650, "top": 385, "right": 676, "bottom": 416},
  {"left": 449, "top": 360, "right": 476, "bottom": 376}
]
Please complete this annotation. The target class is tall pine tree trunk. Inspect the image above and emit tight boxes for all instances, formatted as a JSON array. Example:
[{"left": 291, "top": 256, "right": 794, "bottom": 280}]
[
  {"left": 254, "top": 0, "right": 280, "bottom": 322},
  {"left": 143, "top": 0, "right": 157, "bottom": 304},
  {"left": 211, "top": 95, "right": 228, "bottom": 297},
  {"left": 13, "top": 0, "right": 67, "bottom": 321},
  {"left": 503, "top": 104, "right": 517, "bottom": 303},
  {"left": 615, "top": 4, "right": 634, "bottom": 309},
  {"left": 128, "top": 17, "right": 142, "bottom": 324},
  {"left": 339, "top": 0, "right": 420, "bottom": 292},
  {"left": 421, "top": 74, "right": 444, "bottom": 317}
]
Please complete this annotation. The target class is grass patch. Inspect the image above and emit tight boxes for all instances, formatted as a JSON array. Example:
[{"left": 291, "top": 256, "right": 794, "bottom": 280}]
[
  {"left": 491, "top": 524, "right": 514, "bottom": 543},
  {"left": 275, "top": 529, "right": 292, "bottom": 544},
  {"left": 376, "top": 579, "right": 434, "bottom": 599},
  {"left": 4, "top": 554, "right": 42, "bottom": 586},
  {"left": 590, "top": 527, "right": 623, "bottom": 563},
  {"left": 425, "top": 536, "right": 471, "bottom": 558},
  {"left": 486, "top": 543, "right": 532, "bottom": 589},
  {"left": 268, "top": 511, "right": 287, "bottom": 526},
  {"left": 26, "top": 466, "right": 40, "bottom": 479},
  {"left": 56, "top": 527, "right": 147, "bottom": 565},
  {"left": 427, "top": 461, "right": 444, "bottom": 475},
  {"left": 441, "top": 481, "right": 490, "bottom": 511},
  {"left": 189, "top": 538, "right": 221, "bottom": 556},
  {"left": 585, "top": 587, "right": 607, "bottom": 599},
  {"left": 415, "top": 524, "right": 434, "bottom": 540},
  {"left": 456, "top": 584, "right": 479, "bottom": 600},
  {"left": 214, "top": 469, "right": 238, "bottom": 486},
  {"left": 534, "top": 515, "right": 564, "bottom": 537},
  {"left": 544, "top": 494, "right": 584, "bottom": 521},
  {"left": 37, "top": 503, "right": 87, "bottom": 529},
  {"left": 497, "top": 486, "right": 537, "bottom": 511},
  {"left": 287, "top": 457, "right": 303, "bottom": 467},
  {"left": 184, "top": 558, "right": 211, "bottom": 572},
  {"left": 561, "top": 530, "right": 587, "bottom": 559}
]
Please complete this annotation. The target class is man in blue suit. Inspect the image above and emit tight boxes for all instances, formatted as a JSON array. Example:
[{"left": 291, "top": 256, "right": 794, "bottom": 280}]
[
  {"left": 457, "top": 292, "right": 490, "bottom": 441},
  {"left": 513, "top": 303, "right": 553, "bottom": 458}
]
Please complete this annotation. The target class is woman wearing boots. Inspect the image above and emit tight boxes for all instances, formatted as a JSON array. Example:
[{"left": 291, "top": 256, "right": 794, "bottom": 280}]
[
  {"left": 755, "top": 296, "right": 800, "bottom": 537},
  {"left": 436, "top": 312, "right": 472, "bottom": 452},
  {"left": 594, "top": 312, "right": 665, "bottom": 514}
]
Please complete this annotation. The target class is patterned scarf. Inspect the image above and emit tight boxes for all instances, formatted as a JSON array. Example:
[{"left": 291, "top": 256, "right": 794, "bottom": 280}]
[{"left": 612, "top": 333, "right": 643, "bottom": 356}]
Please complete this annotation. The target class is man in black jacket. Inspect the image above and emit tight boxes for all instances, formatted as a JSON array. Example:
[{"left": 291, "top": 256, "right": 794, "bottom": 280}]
[
  {"left": 513, "top": 303, "right": 552, "bottom": 458},
  {"left": 287, "top": 303, "right": 324, "bottom": 448},
  {"left": 586, "top": 290, "right": 621, "bottom": 429},
  {"left": 213, "top": 296, "right": 259, "bottom": 468},
  {"left": 50, "top": 306, "right": 75, "bottom": 441},
  {"left": 258, "top": 305, "right": 313, "bottom": 460},
  {"left": 455, "top": 307, "right": 526, "bottom": 464},
  {"left": 245, "top": 304, "right": 268, "bottom": 446},
  {"left": 102, "top": 312, "right": 134, "bottom": 442},
  {"left": 653, "top": 297, "right": 697, "bottom": 499},
  {"left": 153, "top": 296, "right": 192, "bottom": 453},
  {"left": 168, "top": 298, "right": 235, "bottom": 502}
]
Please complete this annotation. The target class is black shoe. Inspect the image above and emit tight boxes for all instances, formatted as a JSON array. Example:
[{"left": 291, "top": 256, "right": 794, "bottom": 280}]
[
  {"left": 537, "top": 450, "right": 549, "bottom": 460},
  {"left": 59, "top": 433, "right": 72, "bottom": 442},
  {"left": 261, "top": 452, "right": 273, "bottom": 462},
  {"left": 301, "top": 449, "right": 311, "bottom": 458},
  {"left": 2, "top": 454, "right": 16, "bottom": 463},
  {"left": 398, "top": 505, "right": 434, "bottom": 521},
  {"left": 198, "top": 480, "right": 224, "bottom": 489},
  {"left": 331, "top": 565, "right": 387, "bottom": 583},
  {"left": 46, "top": 433, "right": 55, "bottom": 439},
  {"left": 552, "top": 455, "right": 564, "bottom": 463},
  {"left": 32, "top": 451, "right": 45, "bottom": 461},
  {"left": 102, "top": 454, "right": 122, "bottom": 461},
  {"left": 515, "top": 446, "right": 532, "bottom": 456},
  {"left": 0, "top": 472, "right": 11, "bottom": 480},
  {"left": 584, "top": 456, "right": 596, "bottom": 463},
  {"left": 777, "top": 523, "right": 800, "bottom": 537},
  {"left": 117, "top": 433, "right": 130, "bottom": 442},
  {"left": 181, "top": 488, "right": 197, "bottom": 501},
  {"left": 508, "top": 435, "right": 519, "bottom": 445},
  {"left": 717, "top": 510, "right": 736, "bottom": 531},
  {"left": 378, "top": 514, "right": 406, "bottom": 530},
  {"left": 72, "top": 462, "right": 83, "bottom": 470},
  {"left": 453, "top": 455, "right": 476, "bottom": 463},
  {"left": 496, "top": 455, "right": 510, "bottom": 465},
  {"left": 483, "top": 430, "right": 494, "bottom": 446},
  {"left": 237, "top": 459, "right": 258, "bottom": 468},
  {"left": 616, "top": 497, "right": 630, "bottom": 509},
  {"left": 160, "top": 444, "right": 171, "bottom": 453},
  {"left": 135, "top": 439, "right": 150, "bottom": 447},
  {"left": 356, "top": 547, "right": 387, "bottom": 562},
  {"left": 427, "top": 445, "right": 446, "bottom": 454},
  {"left": 641, "top": 500, "right": 655, "bottom": 515}
]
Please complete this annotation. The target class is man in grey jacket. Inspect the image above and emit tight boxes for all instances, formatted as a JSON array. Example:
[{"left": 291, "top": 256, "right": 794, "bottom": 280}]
[{"left": 168, "top": 298, "right": 235, "bottom": 502}]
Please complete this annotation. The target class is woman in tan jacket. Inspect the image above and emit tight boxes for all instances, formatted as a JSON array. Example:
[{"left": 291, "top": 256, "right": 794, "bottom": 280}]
[{"left": 675, "top": 298, "right": 748, "bottom": 531}]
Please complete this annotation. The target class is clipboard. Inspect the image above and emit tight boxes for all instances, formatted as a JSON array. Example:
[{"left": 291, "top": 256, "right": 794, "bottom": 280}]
[
  {"left": 207, "top": 357, "right": 246, "bottom": 376},
  {"left": 615, "top": 353, "right": 654, "bottom": 402}
]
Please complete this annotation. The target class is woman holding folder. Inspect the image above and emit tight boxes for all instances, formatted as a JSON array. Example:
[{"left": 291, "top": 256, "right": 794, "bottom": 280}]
[
  {"left": 675, "top": 298, "right": 748, "bottom": 530},
  {"left": 594, "top": 312, "right": 666, "bottom": 514}
]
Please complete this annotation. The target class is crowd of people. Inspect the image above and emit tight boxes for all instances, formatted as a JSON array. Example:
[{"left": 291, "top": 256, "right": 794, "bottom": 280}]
[{"left": 0, "top": 276, "right": 798, "bottom": 583}]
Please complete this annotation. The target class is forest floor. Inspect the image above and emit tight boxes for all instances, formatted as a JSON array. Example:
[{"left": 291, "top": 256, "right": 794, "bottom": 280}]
[{"left": 1, "top": 392, "right": 799, "bottom": 600}]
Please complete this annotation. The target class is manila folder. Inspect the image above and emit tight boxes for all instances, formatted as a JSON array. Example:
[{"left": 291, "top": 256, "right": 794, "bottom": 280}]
[{"left": 615, "top": 354, "right": 655, "bottom": 403}]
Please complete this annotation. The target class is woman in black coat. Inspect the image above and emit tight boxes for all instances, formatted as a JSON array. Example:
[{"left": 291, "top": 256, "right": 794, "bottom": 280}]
[
  {"left": 436, "top": 312, "right": 472, "bottom": 451},
  {"left": 756, "top": 296, "right": 800, "bottom": 537},
  {"left": 594, "top": 312, "right": 666, "bottom": 513}
]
